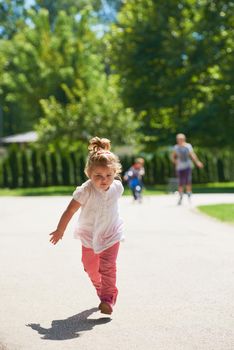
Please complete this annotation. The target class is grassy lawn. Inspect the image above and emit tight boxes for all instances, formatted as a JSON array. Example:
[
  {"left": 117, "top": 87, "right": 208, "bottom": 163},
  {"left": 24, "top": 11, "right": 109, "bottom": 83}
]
[
  {"left": 192, "top": 182, "right": 234, "bottom": 193},
  {"left": 0, "top": 186, "right": 76, "bottom": 196},
  {"left": 0, "top": 182, "right": 234, "bottom": 196},
  {"left": 0, "top": 185, "right": 165, "bottom": 196},
  {"left": 198, "top": 203, "right": 234, "bottom": 223}
]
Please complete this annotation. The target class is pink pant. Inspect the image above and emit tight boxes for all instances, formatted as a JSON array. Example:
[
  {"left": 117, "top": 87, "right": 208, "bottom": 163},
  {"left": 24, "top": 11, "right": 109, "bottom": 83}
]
[{"left": 82, "top": 242, "right": 120, "bottom": 305}]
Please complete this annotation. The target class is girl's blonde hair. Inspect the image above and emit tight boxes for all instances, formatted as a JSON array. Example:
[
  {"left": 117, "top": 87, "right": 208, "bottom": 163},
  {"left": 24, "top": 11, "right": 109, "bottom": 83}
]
[{"left": 85, "top": 137, "right": 122, "bottom": 178}]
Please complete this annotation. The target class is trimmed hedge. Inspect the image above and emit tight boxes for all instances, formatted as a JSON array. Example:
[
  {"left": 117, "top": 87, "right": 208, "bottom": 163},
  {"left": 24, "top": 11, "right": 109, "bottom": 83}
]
[{"left": 0, "top": 146, "right": 234, "bottom": 188}]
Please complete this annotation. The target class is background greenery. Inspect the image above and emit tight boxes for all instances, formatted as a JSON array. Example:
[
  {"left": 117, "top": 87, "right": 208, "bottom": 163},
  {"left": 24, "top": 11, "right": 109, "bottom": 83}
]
[
  {"left": 0, "top": 0, "right": 233, "bottom": 148},
  {"left": 0, "top": 0, "right": 233, "bottom": 190},
  {"left": 1, "top": 145, "right": 234, "bottom": 188},
  {"left": 1, "top": 183, "right": 234, "bottom": 196},
  {"left": 110, "top": 0, "right": 234, "bottom": 149}
]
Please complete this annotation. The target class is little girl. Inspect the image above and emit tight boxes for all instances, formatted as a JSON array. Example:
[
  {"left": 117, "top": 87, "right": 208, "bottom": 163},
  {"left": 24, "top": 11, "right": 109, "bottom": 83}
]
[{"left": 49, "top": 137, "right": 124, "bottom": 315}]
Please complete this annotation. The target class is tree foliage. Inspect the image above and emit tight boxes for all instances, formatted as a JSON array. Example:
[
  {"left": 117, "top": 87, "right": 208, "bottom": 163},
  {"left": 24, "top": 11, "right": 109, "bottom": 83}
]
[
  {"left": 0, "top": 5, "right": 137, "bottom": 146},
  {"left": 37, "top": 75, "right": 137, "bottom": 148},
  {"left": 0, "top": 0, "right": 26, "bottom": 38},
  {"left": 109, "top": 0, "right": 234, "bottom": 148},
  {"left": 0, "top": 0, "right": 233, "bottom": 149},
  {"left": 32, "top": 0, "right": 102, "bottom": 26}
]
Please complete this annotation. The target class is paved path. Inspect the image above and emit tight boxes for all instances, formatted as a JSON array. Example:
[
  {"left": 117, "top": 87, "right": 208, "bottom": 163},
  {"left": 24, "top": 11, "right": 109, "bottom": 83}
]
[{"left": 0, "top": 194, "right": 234, "bottom": 350}]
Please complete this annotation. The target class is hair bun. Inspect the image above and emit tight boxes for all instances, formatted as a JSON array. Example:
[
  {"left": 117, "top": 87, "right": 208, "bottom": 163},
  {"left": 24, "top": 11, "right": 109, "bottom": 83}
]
[{"left": 88, "top": 137, "right": 111, "bottom": 153}]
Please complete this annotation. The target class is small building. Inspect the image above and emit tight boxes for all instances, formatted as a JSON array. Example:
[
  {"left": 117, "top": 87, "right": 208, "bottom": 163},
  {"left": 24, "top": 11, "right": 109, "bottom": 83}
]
[
  {"left": 0, "top": 131, "right": 38, "bottom": 157},
  {"left": 0, "top": 131, "right": 38, "bottom": 144}
]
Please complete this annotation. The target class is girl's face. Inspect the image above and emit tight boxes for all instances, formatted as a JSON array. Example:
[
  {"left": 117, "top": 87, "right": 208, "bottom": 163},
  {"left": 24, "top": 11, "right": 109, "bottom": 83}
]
[{"left": 90, "top": 166, "right": 115, "bottom": 191}]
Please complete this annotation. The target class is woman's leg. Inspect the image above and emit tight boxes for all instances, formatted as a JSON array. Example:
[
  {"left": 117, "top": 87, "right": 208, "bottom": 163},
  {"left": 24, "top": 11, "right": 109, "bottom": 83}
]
[
  {"left": 99, "top": 242, "right": 120, "bottom": 306},
  {"left": 177, "top": 170, "right": 184, "bottom": 205},
  {"left": 185, "top": 168, "right": 192, "bottom": 201},
  {"left": 81, "top": 246, "right": 101, "bottom": 297}
]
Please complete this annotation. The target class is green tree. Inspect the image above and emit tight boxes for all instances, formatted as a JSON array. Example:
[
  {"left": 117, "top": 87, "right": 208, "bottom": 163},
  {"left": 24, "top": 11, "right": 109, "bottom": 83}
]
[
  {"left": 0, "top": 5, "right": 137, "bottom": 144},
  {"left": 36, "top": 75, "right": 137, "bottom": 148},
  {"left": 185, "top": 1, "right": 234, "bottom": 147},
  {"left": 109, "top": 0, "right": 234, "bottom": 149},
  {"left": 0, "top": 0, "right": 26, "bottom": 39},
  {"left": 32, "top": 0, "right": 102, "bottom": 27}
]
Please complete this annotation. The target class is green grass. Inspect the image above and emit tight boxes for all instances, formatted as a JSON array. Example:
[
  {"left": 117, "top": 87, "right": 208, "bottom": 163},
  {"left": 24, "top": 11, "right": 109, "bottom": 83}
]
[
  {"left": 0, "top": 186, "right": 75, "bottom": 196},
  {"left": 198, "top": 203, "right": 234, "bottom": 223},
  {"left": 192, "top": 182, "right": 234, "bottom": 193},
  {"left": 0, "top": 185, "right": 165, "bottom": 196},
  {"left": 0, "top": 182, "right": 234, "bottom": 196},
  {"left": 124, "top": 185, "right": 166, "bottom": 196}
]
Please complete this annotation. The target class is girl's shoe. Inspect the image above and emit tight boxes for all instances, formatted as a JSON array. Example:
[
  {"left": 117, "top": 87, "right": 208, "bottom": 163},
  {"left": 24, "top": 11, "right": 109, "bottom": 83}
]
[{"left": 98, "top": 302, "right": 113, "bottom": 315}]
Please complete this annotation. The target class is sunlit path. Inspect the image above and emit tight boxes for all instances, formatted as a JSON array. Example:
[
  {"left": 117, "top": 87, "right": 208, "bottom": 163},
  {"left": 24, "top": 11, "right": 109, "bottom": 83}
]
[{"left": 1, "top": 194, "right": 234, "bottom": 350}]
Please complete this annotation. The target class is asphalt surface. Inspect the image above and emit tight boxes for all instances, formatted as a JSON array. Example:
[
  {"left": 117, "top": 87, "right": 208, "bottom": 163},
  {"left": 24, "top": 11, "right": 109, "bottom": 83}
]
[{"left": 1, "top": 193, "right": 234, "bottom": 350}]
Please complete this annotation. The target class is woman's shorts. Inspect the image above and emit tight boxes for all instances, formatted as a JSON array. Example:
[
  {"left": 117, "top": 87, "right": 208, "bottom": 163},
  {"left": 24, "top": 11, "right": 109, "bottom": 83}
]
[{"left": 177, "top": 167, "right": 192, "bottom": 186}]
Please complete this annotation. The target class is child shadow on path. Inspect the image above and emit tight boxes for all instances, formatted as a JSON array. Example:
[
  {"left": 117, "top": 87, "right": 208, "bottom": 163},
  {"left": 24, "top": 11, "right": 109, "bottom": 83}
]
[{"left": 26, "top": 307, "right": 111, "bottom": 340}]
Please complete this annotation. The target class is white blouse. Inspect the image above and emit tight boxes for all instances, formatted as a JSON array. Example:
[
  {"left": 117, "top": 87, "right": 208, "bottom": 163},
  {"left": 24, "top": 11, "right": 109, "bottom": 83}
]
[{"left": 73, "top": 179, "right": 124, "bottom": 253}]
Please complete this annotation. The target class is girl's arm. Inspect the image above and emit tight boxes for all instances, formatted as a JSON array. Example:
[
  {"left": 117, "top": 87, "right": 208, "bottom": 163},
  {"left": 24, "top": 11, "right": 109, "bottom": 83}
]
[{"left": 49, "top": 199, "right": 81, "bottom": 245}]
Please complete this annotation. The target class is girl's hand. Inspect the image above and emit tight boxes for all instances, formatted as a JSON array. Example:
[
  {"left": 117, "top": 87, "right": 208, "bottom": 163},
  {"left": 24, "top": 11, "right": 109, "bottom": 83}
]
[
  {"left": 49, "top": 199, "right": 81, "bottom": 245},
  {"left": 49, "top": 230, "right": 64, "bottom": 245}
]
